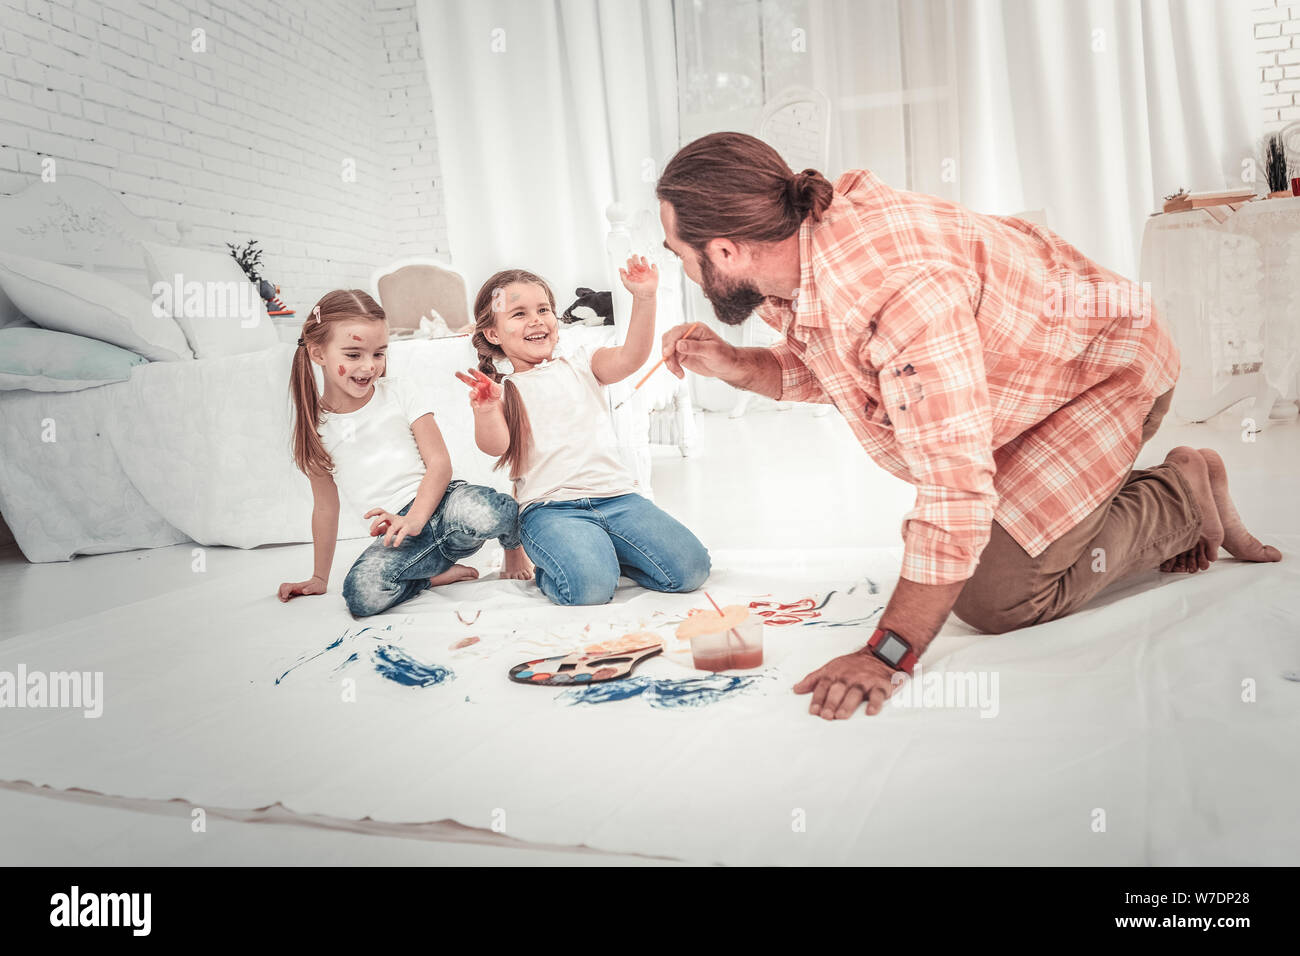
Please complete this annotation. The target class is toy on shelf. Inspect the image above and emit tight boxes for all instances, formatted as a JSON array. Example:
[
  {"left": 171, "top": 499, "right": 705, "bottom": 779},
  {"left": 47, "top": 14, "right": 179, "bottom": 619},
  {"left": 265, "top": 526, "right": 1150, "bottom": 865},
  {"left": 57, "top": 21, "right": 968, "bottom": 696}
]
[{"left": 227, "top": 239, "right": 295, "bottom": 316}]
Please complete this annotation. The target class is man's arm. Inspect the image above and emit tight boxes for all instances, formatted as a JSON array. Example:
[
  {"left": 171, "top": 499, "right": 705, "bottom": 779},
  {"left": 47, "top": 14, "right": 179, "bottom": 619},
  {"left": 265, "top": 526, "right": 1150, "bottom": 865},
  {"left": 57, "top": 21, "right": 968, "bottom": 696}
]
[
  {"left": 794, "top": 264, "right": 998, "bottom": 719},
  {"left": 661, "top": 323, "right": 831, "bottom": 403}
]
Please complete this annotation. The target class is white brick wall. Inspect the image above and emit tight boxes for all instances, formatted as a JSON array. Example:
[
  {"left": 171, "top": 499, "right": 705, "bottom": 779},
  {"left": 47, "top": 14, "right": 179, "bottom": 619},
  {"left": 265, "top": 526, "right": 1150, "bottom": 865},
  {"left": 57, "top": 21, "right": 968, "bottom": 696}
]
[
  {"left": 1255, "top": 0, "right": 1300, "bottom": 128},
  {"left": 375, "top": 0, "right": 446, "bottom": 262},
  {"left": 0, "top": 0, "right": 447, "bottom": 312}
]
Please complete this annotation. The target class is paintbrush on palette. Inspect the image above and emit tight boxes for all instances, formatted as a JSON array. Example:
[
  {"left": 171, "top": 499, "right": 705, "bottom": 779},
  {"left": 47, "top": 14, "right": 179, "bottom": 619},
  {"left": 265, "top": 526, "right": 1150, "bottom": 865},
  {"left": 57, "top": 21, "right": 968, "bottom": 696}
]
[
  {"left": 509, "top": 637, "right": 664, "bottom": 686},
  {"left": 612, "top": 322, "right": 703, "bottom": 410}
]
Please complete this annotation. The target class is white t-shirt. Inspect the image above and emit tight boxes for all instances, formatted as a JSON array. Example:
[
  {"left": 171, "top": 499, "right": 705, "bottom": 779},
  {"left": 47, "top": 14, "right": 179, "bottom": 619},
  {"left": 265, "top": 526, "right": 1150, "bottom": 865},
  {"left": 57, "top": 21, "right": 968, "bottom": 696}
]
[
  {"left": 318, "top": 377, "right": 435, "bottom": 515},
  {"left": 506, "top": 347, "right": 639, "bottom": 510}
]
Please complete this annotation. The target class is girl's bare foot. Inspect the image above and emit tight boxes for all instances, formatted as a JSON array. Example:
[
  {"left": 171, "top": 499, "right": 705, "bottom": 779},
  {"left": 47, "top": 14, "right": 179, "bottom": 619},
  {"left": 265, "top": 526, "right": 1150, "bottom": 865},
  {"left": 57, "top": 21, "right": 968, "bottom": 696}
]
[
  {"left": 1198, "top": 448, "right": 1283, "bottom": 564},
  {"left": 429, "top": 564, "right": 479, "bottom": 587},
  {"left": 502, "top": 547, "right": 534, "bottom": 581},
  {"left": 1159, "top": 447, "right": 1223, "bottom": 573}
]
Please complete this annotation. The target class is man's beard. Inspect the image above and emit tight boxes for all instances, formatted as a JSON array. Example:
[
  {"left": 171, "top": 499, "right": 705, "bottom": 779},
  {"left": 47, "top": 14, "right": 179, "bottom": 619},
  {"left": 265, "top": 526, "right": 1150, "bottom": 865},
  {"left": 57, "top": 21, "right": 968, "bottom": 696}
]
[{"left": 699, "top": 251, "right": 767, "bottom": 326}]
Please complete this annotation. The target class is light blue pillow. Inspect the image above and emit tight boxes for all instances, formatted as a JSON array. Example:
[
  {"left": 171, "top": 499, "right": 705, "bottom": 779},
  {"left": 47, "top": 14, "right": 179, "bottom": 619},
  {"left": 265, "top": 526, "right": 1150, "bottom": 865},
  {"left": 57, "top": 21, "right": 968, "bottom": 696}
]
[{"left": 0, "top": 327, "right": 149, "bottom": 392}]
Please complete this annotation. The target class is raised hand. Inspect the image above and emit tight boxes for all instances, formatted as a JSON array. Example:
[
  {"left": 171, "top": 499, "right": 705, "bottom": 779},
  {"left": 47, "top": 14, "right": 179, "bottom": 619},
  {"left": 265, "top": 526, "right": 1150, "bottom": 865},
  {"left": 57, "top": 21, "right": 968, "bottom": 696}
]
[
  {"left": 618, "top": 254, "right": 658, "bottom": 299},
  {"left": 455, "top": 368, "right": 503, "bottom": 410}
]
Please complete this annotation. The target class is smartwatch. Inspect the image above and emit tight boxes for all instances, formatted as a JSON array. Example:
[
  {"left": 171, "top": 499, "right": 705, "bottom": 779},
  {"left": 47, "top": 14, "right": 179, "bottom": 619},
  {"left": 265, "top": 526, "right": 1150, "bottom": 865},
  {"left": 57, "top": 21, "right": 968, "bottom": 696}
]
[{"left": 865, "top": 627, "right": 918, "bottom": 676}]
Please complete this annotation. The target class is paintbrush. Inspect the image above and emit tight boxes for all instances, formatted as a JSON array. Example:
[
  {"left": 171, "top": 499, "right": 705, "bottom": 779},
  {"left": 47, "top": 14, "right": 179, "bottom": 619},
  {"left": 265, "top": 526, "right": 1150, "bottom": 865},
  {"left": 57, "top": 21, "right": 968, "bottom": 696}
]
[
  {"left": 705, "top": 590, "right": 744, "bottom": 656},
  {"left": 612, "top": 322, "right": 702, "bottom": 411}
]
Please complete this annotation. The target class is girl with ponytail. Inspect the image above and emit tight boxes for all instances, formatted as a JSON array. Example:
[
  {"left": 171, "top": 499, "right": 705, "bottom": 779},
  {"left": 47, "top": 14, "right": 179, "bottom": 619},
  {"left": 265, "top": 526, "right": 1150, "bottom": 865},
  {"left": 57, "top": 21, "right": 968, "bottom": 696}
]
[
  {"left": 457, "top": 261, "right": 710, "bottom": 607},
  {"left": 278, "top": 288, "right": 531, "bottom": 617}
]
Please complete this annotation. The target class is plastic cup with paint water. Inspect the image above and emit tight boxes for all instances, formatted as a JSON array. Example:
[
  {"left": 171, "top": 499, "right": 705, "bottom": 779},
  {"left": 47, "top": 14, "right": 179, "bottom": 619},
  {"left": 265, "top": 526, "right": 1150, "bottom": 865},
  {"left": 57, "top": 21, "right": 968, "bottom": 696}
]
[{"left": 676, "top": 603, "right": 764, "bottom": 671}]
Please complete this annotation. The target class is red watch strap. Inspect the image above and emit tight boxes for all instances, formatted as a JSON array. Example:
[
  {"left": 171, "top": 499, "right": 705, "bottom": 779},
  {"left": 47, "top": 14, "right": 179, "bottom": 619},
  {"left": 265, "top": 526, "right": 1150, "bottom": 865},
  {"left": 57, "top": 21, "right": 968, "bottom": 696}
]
[{"left": 867, "top": 627, "right": 917, "bottom": 676}]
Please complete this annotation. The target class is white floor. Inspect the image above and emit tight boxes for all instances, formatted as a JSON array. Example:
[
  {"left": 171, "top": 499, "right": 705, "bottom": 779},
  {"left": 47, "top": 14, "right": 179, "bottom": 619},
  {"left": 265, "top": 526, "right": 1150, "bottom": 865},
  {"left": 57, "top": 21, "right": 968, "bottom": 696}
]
[{"left": 1, "top": 399, "right": 1296, "bottom": 865}]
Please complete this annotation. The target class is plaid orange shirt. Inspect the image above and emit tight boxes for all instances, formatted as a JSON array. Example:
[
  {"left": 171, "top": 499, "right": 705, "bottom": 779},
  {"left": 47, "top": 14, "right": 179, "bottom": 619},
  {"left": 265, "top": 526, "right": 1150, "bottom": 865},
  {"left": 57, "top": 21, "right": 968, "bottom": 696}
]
[{"left": 758, "top": 170, "right": 1179, "bottom": 585}]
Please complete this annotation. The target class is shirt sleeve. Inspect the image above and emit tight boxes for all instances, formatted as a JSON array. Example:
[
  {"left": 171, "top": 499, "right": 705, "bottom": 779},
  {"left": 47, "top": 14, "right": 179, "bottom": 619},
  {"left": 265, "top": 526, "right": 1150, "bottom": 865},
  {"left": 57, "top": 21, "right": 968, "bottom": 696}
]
[
  {"left": 394, "top": 376, "right": 437, "bottom": 424},
  {"left": 754, "top": 300, "right": 833, "bottom": 405},
  {"left": 866, "top": 264, "right": 998, "bottom": 586}
]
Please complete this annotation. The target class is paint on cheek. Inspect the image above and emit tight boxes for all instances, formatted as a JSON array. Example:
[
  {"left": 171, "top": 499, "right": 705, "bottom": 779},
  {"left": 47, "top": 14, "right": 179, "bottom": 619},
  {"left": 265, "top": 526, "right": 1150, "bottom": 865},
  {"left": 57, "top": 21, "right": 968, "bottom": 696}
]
[
  {"left": 338, "top": 365, "right": 346, "bottom": 377},
  {"left": 351, "top": 335, "right": 362, "bottom": 341}
]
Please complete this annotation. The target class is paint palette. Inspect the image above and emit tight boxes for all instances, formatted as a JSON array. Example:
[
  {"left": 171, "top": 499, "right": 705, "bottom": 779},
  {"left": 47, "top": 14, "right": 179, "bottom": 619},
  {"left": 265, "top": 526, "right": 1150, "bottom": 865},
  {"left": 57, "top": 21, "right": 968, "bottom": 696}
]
[{"left": 509, "top": 641, "right": 664, "bottom": 686}]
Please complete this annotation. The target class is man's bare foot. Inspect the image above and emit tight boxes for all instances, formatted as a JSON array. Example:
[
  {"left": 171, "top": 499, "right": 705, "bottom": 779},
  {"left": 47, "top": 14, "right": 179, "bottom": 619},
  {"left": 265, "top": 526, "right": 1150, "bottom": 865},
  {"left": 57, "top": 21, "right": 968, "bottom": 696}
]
[
  {"left": 429, "top": 564, "right": 479, "bottom": 587},
  {"left": 502, "top": 547, "right": 534, "bottom": 581},
  {"left": 1198, "top": 448, "right": 1282, "bottom": 564},
  {"left": 1159, "top": 446, "right": 1223, "bottom": 573}
]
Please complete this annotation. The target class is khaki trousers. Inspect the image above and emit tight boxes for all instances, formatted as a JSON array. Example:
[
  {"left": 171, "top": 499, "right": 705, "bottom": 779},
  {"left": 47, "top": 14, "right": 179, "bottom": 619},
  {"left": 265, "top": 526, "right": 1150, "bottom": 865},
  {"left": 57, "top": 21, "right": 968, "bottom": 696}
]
[{"left": 952, "top": 389, "right": 1201, "bottom": 633}]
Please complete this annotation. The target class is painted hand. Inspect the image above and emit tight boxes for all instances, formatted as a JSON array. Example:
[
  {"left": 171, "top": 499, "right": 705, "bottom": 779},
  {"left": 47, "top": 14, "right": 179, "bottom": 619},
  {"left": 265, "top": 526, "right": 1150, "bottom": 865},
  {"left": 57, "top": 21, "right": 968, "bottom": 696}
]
[
  {"left": 278, "top": 575, "right": 326, "bottom": 602},
  {"left": 455, "top": 368, "right": 502, "bottom": 409},
  {"left": 618, "top": 254, "right": 658, "bottom": 298},
  {"left": 793, "top": 650, "right": 905, "bottom": 720},
  {"left": 364, "top": 509, "right": 425, "bottom": 548}
]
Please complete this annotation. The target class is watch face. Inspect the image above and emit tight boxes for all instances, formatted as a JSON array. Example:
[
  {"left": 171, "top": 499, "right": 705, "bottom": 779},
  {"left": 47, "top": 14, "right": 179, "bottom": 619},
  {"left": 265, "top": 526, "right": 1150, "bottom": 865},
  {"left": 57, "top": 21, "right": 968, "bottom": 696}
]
[{"left": 877, "top": 633, "right": 907, "bottom": 665}]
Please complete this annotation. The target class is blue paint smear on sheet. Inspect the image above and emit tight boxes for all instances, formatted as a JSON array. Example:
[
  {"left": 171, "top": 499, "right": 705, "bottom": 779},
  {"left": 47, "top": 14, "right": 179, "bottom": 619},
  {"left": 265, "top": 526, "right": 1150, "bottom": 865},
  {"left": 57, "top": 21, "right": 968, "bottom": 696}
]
[
  {"left": 559, "top": 674, "right": 764, "bottom": 709},
  {"left": 276, "top": 631, "right": 350, "bottom": 685},
  {"left": 371, "top": 644, "right": 454, "bottom": 688},
  {"left": 276, "top": 625, "right": 394, "bottom": 685}
]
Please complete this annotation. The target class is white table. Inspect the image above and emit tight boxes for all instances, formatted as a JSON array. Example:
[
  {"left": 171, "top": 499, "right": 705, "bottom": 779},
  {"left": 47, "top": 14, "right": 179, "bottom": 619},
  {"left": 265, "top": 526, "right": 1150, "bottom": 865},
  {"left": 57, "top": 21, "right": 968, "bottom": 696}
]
[{"left": 1140, "top": 198, "right": 1300, "bottom": 426}]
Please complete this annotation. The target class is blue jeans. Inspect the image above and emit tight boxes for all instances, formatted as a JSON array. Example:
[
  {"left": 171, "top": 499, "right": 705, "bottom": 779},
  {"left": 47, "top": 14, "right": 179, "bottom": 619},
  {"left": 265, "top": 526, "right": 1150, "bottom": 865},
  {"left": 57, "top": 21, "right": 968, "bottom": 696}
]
[
  {"left": 519, "top": 493, "right": 710, "bottom": 606},
  {"left": 342, "top": 480, "right": 521, "bottom": 617}
]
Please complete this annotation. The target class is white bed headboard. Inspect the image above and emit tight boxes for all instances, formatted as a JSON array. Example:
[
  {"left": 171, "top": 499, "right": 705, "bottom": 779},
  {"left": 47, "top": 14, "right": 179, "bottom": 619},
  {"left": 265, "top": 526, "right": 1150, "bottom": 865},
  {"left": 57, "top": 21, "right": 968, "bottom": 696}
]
[{"left": 0, "top": 175, "right": 173, "bottom": 297}]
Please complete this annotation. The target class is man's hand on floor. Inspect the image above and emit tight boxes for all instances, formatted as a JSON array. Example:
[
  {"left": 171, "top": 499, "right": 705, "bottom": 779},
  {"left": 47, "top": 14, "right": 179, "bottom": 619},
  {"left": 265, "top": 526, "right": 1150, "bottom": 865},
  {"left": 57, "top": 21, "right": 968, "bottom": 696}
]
[{"left": 794, "top": 650, "right": 904, "bottom": 720}]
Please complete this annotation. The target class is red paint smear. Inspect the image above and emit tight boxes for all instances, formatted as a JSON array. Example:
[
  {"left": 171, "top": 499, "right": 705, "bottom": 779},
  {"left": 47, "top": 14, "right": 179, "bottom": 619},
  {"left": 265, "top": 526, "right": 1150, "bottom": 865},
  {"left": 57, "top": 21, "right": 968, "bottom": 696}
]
[
  {"left": 450, "top": 636, "right": 480, "bottom": 650},
  {"left": 337, "top": 365, "right": 346, "bottom": 376},
  {"left": 351, "top": 335, "right": 362, "bottom": 341}
]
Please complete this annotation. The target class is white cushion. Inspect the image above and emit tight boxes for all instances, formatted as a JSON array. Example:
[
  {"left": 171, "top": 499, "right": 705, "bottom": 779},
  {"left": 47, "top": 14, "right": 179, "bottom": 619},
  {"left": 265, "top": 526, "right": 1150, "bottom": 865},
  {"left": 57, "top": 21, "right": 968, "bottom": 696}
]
[
  {"left": 0, "top": 250, "right": 192, "bottom": 361},
  {"left": 0, "top": 326, "right": 148, "bottom": 391},
  {"left": 140, "top": 241, "right": 279, "bottom": 358}
]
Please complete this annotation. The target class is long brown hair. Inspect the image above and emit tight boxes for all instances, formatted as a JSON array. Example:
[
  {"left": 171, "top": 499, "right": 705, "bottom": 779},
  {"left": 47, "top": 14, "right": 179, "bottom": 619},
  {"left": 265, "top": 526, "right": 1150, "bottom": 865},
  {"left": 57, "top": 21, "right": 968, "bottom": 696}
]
[
  {"left": 289, "top": 288, "right": 387, "bottom": 477},
  {"left": 470, "top": 269, "right": 549, "bottom": 479},
  {"left": 655, "top": 131, "right": 834, "bottom": 254}
]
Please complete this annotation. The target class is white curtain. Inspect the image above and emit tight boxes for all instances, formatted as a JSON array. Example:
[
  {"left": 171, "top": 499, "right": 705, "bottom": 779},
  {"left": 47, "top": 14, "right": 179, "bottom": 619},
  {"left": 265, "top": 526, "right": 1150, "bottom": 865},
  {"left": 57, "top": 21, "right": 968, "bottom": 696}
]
[
  {"left": 682, "top": 0, "right": 1255, "bottom": 279},
  {"left": 416, "top": 0, "right": 678, "bottom": 301},
  {"left": 420, "top": 0, "right": 1255, "bottom": 295},
  {"left": 953, "top": 0, "right": 1257, "bottom": 278}
]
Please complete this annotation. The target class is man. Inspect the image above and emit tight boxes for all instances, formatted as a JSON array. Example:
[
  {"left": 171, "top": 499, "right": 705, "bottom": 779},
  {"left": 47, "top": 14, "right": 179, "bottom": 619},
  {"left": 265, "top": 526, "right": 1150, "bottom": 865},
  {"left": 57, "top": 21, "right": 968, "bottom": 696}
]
[{"left": 656, "top": 132, "right": 1282, "bottom": 722}]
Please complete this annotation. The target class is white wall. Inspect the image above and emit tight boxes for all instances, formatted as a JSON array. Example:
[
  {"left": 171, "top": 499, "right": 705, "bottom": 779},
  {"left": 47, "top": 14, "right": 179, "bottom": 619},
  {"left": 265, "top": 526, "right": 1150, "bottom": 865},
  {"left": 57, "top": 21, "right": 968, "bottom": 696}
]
[
  {"left": 1255, "top": 0, "right": 1300, "bottom": 129},
  {"left": 0, "top": 0, "right": 448, "bottom": 311}
]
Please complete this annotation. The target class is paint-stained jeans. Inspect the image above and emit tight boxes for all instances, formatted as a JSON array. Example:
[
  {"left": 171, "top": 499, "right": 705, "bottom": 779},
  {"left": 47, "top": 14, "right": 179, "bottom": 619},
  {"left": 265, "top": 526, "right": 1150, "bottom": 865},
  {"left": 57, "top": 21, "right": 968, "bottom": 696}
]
[
  {"left": 342, "top": 480, "right": 520, "bottom": 617},
  {"left": 519, "top": 493, "right": 711, "bottom": 606}
]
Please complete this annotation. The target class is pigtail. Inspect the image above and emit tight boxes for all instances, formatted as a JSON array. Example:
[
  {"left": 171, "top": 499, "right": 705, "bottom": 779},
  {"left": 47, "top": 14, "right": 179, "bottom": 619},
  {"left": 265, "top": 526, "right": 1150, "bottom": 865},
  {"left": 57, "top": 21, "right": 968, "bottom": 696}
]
[
  {"left": 472, "top": 326, "right": 533, "bottom": 480},
  {"left": 290, "top": 343, "right": 333, "bottom": 477}
]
